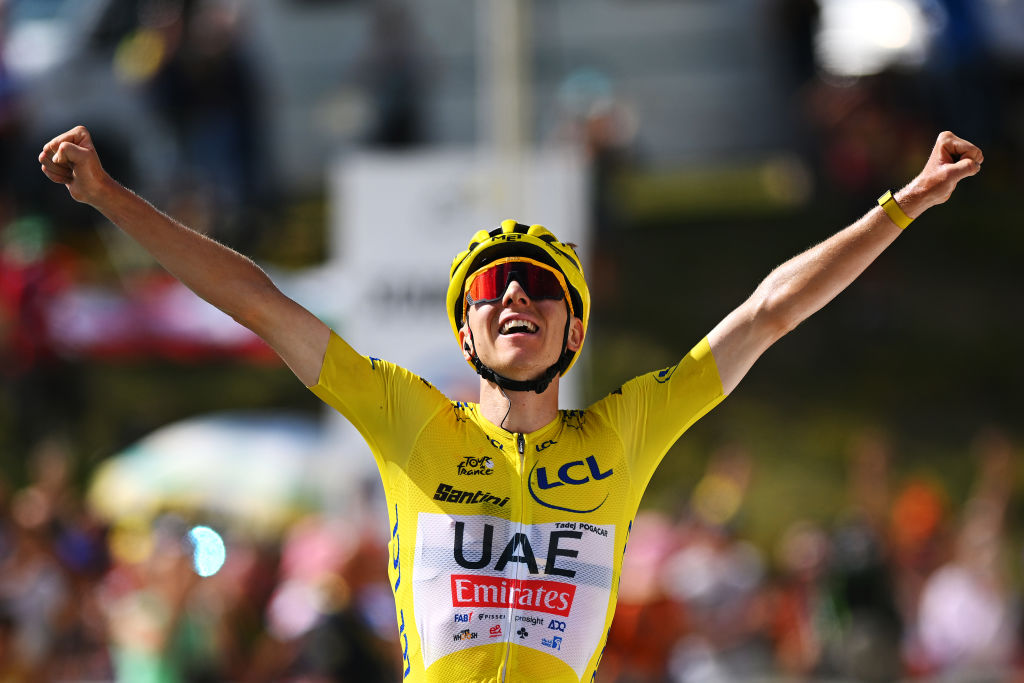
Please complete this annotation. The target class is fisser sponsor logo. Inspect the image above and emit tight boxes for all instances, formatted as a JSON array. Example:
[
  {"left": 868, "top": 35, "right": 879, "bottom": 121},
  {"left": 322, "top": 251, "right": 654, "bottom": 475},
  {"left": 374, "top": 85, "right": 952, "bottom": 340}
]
[
  {"left": 458, "top": 456, "right": 494, "bottom": 476},
  {"left": 434, "top": 483, "right": 509, "bottom": 507},
  {"left": 453, "top": 629, "right": 478, "bottom": 642},
  {"left": 451, "top": 575, "right": 575, "bottom": 617}
]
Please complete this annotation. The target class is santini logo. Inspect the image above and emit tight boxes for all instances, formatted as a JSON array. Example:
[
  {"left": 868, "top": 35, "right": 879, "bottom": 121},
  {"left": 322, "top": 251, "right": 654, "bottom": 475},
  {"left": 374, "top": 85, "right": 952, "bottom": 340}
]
[{"left": 434, "top": 483, "right": 509, "bottom": 507}]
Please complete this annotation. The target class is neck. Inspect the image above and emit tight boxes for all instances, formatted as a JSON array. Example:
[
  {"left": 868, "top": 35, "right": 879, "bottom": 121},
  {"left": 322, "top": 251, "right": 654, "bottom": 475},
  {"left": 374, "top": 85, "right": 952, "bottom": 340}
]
[{"left": 478, "top": 375, "right": 560, "bottom": 434}]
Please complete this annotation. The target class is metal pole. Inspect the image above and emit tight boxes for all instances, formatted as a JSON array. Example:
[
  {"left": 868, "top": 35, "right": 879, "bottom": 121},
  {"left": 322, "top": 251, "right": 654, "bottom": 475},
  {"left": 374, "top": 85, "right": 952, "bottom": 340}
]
[{"left": 478, "top": 0, "right": 530, "bottom": 153}]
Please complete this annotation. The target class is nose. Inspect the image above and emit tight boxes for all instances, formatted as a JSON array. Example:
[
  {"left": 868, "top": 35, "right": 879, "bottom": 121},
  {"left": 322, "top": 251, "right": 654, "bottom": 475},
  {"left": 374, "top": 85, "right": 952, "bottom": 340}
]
[{"left": 502, "top": 279, "right": 531, "bottom": 307}]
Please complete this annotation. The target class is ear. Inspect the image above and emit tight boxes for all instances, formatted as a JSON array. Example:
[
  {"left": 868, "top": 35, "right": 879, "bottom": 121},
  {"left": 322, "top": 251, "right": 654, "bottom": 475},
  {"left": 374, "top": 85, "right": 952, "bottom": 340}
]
[
  {"left": 458, "top": 324, "right": 475, "bottom": 362},
  {"left": 566, "top": 317, "right": 585, "bottom": 352}
]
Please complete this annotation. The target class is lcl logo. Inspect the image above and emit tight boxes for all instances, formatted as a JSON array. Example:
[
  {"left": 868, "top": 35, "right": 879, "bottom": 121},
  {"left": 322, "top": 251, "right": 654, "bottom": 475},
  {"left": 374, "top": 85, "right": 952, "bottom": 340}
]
[
  {"left": 528, "top": 455, "right": 614, "bottom": 513},
  {"left": 534, "top": 455, "right": 611, "bottom": 489}
]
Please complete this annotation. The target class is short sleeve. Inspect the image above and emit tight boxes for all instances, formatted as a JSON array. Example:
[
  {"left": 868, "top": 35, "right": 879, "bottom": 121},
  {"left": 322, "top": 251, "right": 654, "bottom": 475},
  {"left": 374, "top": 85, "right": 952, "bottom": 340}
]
[
  {"left": 588, "top": 337, "right": 725, "bottom": 495},
  {"left": 309, "top": 331, "right": 447, "bottom": 471}
]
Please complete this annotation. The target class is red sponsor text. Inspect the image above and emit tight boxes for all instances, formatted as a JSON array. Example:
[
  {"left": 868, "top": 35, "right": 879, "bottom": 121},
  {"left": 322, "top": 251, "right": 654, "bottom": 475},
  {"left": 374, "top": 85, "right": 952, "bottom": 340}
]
[{"left": 450, "top": 575, "right": 575, "bottom": 617}]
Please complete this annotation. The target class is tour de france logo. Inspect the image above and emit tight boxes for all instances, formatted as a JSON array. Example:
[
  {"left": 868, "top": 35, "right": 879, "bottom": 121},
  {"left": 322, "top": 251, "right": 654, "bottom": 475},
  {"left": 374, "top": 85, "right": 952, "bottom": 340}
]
[
  {"left": 458, "top": 455, "right": 495, "bottom": 476},
  {"left": 527, "top": 455, "right": 614, "bottom": 513}
]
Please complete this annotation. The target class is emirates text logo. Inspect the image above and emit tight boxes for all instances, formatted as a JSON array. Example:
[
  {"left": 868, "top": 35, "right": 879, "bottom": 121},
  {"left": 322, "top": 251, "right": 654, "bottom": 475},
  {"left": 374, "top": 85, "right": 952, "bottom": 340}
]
[{"left": 450, "top": 575, "right": 575, "bottom": 617}]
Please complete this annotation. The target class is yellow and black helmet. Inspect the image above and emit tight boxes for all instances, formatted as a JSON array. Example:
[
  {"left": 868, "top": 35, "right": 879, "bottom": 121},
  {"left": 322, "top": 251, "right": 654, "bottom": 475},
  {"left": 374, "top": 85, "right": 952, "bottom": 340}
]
[{"left": 447, "top": 220, "right": 591, "bottom": 387}]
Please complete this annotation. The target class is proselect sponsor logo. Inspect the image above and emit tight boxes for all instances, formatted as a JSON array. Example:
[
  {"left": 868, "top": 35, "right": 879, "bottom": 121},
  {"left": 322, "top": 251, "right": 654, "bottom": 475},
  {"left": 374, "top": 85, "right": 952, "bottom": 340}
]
[{"left": 451, "top": 575, "right": 575, "bottom": 617}]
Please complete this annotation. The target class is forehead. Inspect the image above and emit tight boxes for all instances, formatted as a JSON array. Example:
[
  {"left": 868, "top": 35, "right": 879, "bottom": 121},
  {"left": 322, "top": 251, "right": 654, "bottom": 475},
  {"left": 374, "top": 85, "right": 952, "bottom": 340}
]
[{"left": 467, "top": 256, "right": 558, "bottom": 280}]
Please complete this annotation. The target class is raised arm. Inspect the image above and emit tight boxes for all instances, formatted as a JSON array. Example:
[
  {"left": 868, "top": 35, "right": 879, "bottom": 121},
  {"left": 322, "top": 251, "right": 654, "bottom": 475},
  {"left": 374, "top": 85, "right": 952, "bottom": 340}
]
[
  {"left": 708, "top": 131, "right": 983, "bottom": 395},
  {"left": 39, "top": 126, "right": 330, "bottom": 387}
]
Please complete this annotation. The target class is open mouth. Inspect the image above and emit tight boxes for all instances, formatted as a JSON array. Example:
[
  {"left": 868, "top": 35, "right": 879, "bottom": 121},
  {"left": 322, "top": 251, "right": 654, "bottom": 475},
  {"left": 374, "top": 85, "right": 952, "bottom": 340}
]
[{"left": 499, "top": 320, "right": 538, "bottom": 335}]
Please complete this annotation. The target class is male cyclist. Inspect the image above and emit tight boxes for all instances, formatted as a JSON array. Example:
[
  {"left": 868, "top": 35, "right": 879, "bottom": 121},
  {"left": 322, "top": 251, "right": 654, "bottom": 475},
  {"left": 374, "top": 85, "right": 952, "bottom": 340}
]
[{"left": 40, "top": 127, "right": 982, "bottom": 682}]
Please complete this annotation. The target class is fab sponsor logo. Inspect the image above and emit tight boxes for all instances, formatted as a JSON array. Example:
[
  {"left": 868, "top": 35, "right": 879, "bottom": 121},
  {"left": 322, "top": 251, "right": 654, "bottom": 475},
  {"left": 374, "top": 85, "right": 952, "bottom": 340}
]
[
  {"left": 527, "top": 455, "right": 615, "bottom": 514},
  {"left": 454, "top": 612, "right": 473, "bottom": 623},
  {"left": 458, "top": 456, "right": 494, "bottom": 476},
  {"left": 451, "top": 575, "right": 575, "bottom": 617}
]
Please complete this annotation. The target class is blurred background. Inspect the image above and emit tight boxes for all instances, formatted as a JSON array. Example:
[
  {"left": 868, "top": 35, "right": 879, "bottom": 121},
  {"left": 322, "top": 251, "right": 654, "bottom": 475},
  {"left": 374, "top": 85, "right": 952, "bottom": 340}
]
[{"left": 1, "top": 0, "right": 1023, "bottom": 681}]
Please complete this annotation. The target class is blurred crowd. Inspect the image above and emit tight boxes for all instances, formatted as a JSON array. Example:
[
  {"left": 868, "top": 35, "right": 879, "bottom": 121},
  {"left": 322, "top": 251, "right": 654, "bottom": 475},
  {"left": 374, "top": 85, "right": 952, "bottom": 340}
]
[
  {"left": 0, "top": 437, "right": 401, "bottom": 682},
  {"left": 1, "top": 428, "right": 1022, "bottom": 682},
  {"left": 602, "top": 429, "right": 1023, "bottom": 683}
]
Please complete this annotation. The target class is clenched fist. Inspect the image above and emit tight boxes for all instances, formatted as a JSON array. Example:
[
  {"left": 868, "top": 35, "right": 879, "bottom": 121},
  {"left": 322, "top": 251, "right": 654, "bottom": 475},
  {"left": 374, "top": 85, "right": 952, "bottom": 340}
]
[{"left": 38, "top": 126, "right": 117, "bottom": 207}]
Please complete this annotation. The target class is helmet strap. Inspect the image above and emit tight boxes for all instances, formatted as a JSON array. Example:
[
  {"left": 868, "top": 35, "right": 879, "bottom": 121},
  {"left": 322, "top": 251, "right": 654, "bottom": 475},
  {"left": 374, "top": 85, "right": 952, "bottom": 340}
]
[{"left": 465, "top": 305, "right": 571, "bottom": 395}]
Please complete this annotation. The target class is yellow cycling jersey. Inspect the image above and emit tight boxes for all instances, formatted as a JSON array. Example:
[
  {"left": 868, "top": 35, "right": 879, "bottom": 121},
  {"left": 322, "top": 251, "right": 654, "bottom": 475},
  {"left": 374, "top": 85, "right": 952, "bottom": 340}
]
[{"left": 310, "top": 331, "right": 725, "bottom": 683}]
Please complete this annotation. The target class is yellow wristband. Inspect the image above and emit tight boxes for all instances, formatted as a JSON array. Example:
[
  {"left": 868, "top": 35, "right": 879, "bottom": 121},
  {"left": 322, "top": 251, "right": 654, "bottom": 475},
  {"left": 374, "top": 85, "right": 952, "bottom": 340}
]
[{"left": 877, "top": 190, "right": 913, "bottom": 230}]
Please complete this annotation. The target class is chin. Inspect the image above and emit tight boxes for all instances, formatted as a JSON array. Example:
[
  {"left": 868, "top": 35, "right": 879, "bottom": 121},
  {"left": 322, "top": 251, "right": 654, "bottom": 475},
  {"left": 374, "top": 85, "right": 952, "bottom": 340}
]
[{"left": 492, "top": 356, "right": 556, "bottom": 382}]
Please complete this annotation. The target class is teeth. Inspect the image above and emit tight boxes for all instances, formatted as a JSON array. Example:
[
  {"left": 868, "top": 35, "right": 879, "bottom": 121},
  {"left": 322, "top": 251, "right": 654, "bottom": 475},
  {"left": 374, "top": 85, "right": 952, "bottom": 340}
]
[{"left": 501, "top": 320, "right": 537, "bottom": 334}]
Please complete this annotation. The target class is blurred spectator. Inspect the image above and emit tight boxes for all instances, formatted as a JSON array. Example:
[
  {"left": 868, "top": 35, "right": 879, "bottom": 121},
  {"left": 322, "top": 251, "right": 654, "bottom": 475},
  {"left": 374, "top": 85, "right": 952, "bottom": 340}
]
[
  {"left": 257, "top": 514, "right": 396, "bottom": 682},
  {"left": 602, "top": 510, "right": 688, "bottom": 682},
  {"left": 101, "top": 514, "right": 220, "bottom": 683},
  {"left": 817, "top": 430, "right": 903, "bottom": 682},
  {"left": 773, "top": 0, "right": 820, "bottom": 90},
  {"left": 550, "top": 68, "right": 638, "bottom": 311},
  {"left": 0, "top": 603, "right": 30, "bottom": 681},
  {"left": 921, "top": 0, "right": 999, "bottom": 149},
  {"left": 0, "top": 0, "right": 28, "bottom": 208},
  {"left": 0, "top": 488, "right": 72, "bottom": 679},
  {"left": 352, "top": 2, "right": 431, "bottom": 149},
  {"left": 663, "top": 519, "right": 770, "bottom": 683},
  {"left": 766, "top": 519, "right": 830, "bottom": 677},
  {"left": 146, "top": 0, "right": 270, "bottom": 251},
  {"left": 888, "top": 474, "right": 952, "bottom": 659},
  {"left": 910, "top": 429, "right": 1019, "bottom": 677},
  {"left": 0, "top": 215, "right": 82, "bottom": 454}
]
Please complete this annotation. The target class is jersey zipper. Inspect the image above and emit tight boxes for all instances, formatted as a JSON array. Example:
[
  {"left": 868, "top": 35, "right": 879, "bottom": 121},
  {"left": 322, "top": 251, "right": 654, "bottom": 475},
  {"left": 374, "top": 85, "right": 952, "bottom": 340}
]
[{"left": 501, "top": 432, "right": 527, "bottom": 682}]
